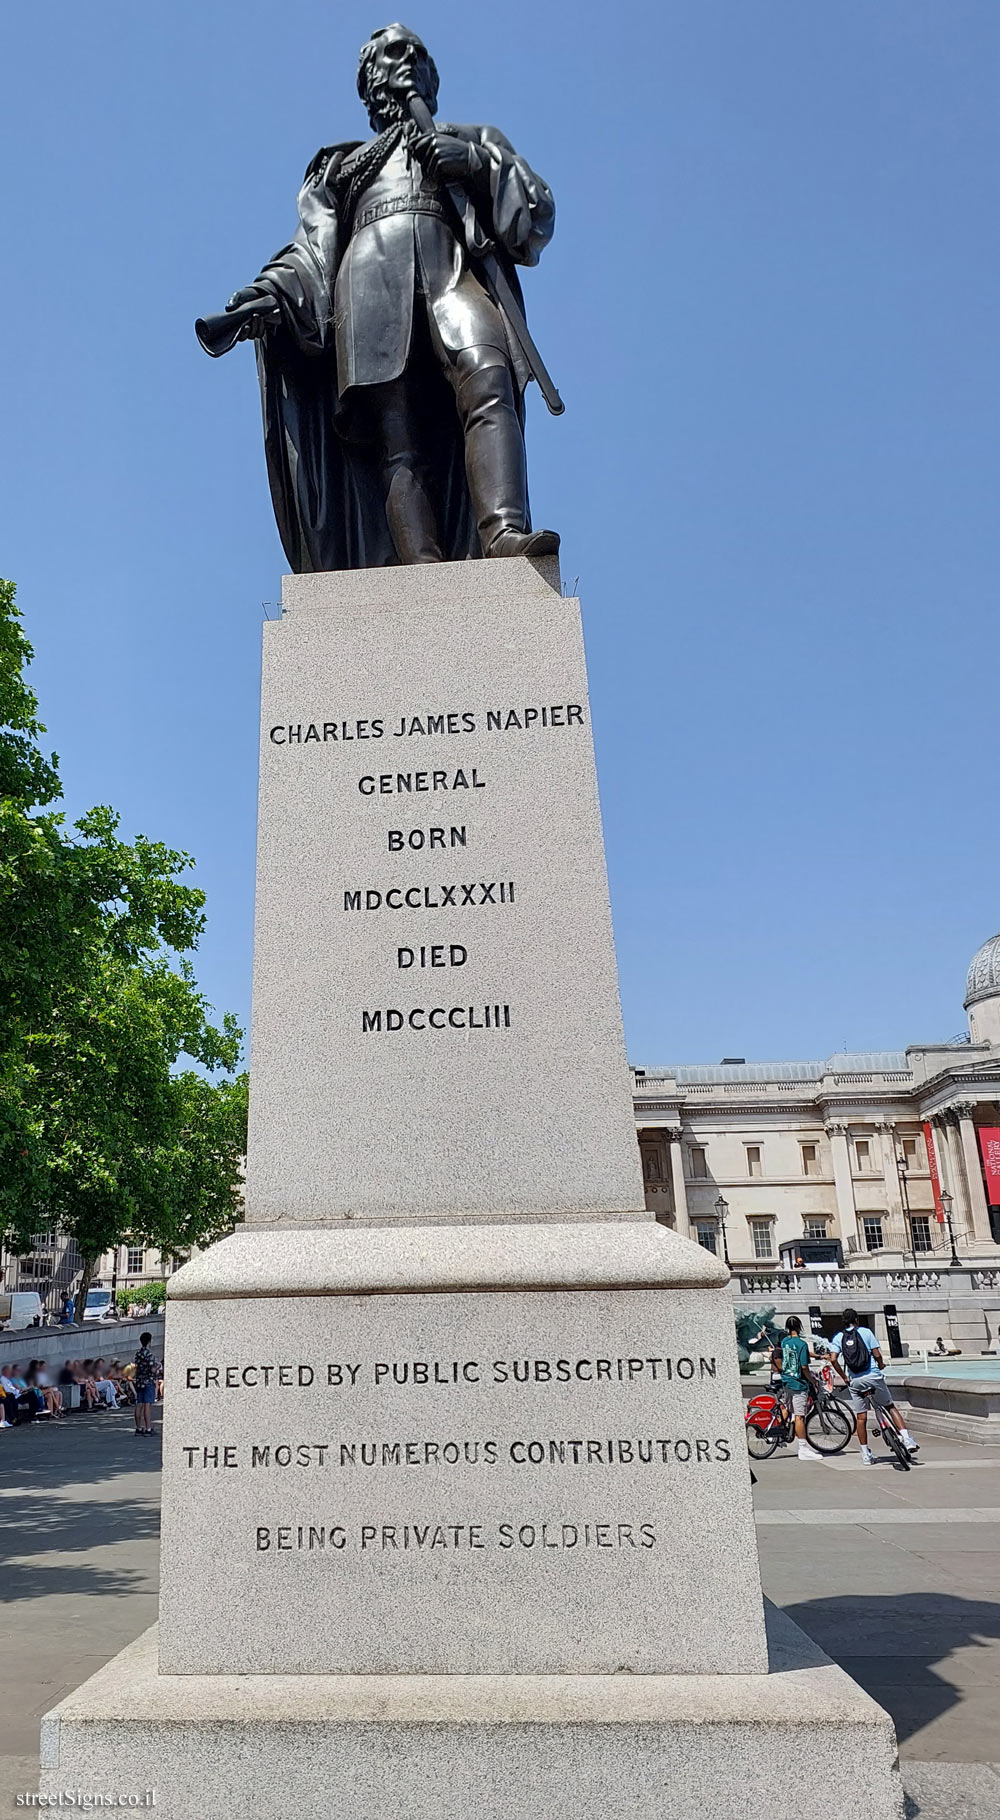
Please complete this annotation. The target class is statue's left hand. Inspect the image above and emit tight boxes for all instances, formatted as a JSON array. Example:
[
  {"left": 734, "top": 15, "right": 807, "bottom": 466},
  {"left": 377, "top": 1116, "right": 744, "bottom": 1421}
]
[{"left": 412, "top": 132, "right": 484, "bottom": 183}]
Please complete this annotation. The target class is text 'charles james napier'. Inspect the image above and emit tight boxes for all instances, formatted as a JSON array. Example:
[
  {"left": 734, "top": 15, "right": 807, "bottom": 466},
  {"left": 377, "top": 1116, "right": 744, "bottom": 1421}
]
[{"left": 268, "top": 703, "right": 585, "bottom": 745}]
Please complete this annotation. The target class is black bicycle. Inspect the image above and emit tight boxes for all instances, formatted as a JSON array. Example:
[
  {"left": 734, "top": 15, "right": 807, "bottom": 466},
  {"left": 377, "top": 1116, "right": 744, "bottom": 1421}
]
[{"left": 853, "top": 1382, "right": 912, "bottom": 1470}]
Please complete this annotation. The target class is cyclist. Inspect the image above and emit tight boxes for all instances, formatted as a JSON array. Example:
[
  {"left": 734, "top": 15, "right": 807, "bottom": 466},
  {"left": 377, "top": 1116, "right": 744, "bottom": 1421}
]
[
  {"left": 778, "top": 1316, "right": 824, "bottom": 1461},
  {"left": 825, "top": 1308, "right": 919, "bottom": 1465}
]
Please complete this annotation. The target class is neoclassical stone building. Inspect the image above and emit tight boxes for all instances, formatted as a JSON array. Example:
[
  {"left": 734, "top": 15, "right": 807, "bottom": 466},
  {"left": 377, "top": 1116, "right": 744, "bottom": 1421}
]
[{"left": 633, "top": 934, "right": 1000, "bottom": 1269}]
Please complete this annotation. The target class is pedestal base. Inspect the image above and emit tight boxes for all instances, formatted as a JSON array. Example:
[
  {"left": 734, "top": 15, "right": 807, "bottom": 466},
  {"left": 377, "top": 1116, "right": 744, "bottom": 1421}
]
[{"left": 41, "top": 1605, "right": 903, "bottom": 1820}]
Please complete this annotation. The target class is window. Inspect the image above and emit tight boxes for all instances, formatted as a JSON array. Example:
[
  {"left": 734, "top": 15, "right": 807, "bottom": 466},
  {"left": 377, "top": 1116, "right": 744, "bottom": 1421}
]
[
  {"left": 689, "top": 1146, "right": 708, "bottom": 1179},
  {"left": 746, "top": 1145, "right": 762, "bottom": 1178},
  {"left": 694, "top": 1223, "right": 718, "bottom": 1254},
  {"left": 861, "top": 1216, "right": 884, "bottom": 1253},
  {"left": 18, "top": 1256, "right": 53, "bottom": 1279},
  {"left": 748, "top": 1219, "right": 774, "bottom": 1259},
  {"left": 855, "top": 1139, "right": 871, "bottom": 1172},
  {"left": 801, "top": 1144, "right": 819, "bottom": 1178},
  {"left": 909, "top": 1216, "right": 933, "bottom": 1254},
  {"left": 901, "top": 1137, "right": 922, "bottom": 1170},
  {"left": 126, "top": 1247, "right": 145, "bottom": 1275},
  {"left": 804, "top": 1219, "right": 828, "bottom": 1240}
]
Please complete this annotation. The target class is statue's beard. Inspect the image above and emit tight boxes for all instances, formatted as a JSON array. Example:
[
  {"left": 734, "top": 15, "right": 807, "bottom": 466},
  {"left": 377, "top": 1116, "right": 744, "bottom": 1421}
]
[
  {"left": 370, "top": 93, "right": 408, "bottom": 129},
  {"left": 367, "top": 75, "right": 435, "bottom": 131}
]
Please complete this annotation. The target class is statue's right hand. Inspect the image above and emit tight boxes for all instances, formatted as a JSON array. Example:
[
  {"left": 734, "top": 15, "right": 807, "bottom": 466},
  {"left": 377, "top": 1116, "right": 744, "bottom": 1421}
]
[{"left": 226, "top": 287, "right": 282, "bottom": 340}]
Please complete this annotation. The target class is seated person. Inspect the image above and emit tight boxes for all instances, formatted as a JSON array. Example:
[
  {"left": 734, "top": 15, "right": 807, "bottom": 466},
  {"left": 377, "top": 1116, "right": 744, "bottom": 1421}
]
[
  {"left": 78, "top": 1361, "right": 101, "bottom": 1411},
  {"left": 91, "top": 1359, "right": 119, "bottom": 1408},
  {"left": 23, "top": 1361, "right": 50, "bottom": 1417},
  {"left": 109, "top": 1360, "right": 136, "bottom": 1403},
  {"left": 8, "top": 1363, "right": 42, "bottom": 1420},
  {"left": 32, "top": 1361, "right": 64, "bottom": 1418},
  {"left": 0, "top": 1363, "right": 23, "bottom": 1426}
]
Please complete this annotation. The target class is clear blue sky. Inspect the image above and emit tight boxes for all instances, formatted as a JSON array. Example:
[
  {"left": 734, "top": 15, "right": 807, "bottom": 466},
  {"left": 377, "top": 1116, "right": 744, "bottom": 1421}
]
[{"left": 1, "top": 2, "right": 997, "bottom": 1067}]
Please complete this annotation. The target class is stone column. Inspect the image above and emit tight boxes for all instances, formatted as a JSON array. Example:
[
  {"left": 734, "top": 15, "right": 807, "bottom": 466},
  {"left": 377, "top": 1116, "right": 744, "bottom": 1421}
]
[
  {"left": 825, "top": 1122, "right": 856, "bottom": 1241},
  {"left": 665, "top": 1130, "right": 691, "bottom": 1239},
  {"left": 875, "top": 1120, "right": 902, "bottom": 1219},
  {"left": 954, "top": 1102, "right": 993, "bottom": 1244},
  {"left": 942, "top": 1110, "right": 974, "bottom": 1240}
]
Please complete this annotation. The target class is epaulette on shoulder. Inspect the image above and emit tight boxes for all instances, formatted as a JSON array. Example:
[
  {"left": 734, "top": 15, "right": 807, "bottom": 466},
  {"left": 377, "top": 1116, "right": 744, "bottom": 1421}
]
[{"left": 303, "top": 141, "right": 363, "bottom": 183}]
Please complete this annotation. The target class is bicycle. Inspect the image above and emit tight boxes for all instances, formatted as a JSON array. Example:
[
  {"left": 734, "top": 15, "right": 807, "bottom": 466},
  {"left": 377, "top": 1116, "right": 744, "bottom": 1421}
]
[
  {"left": 745, "top": 1380, "right": 853, "bottom": 1461},
  {"left": 851, "top": 1381, "right": 912, "bottom": 1471}
]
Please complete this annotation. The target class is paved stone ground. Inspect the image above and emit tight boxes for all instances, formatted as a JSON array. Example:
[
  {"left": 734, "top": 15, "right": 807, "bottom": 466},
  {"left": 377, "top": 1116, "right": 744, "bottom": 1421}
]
[
  {"left": 1, "top": 1413, "right": 999, "bottom": 1815},
  {"left": 754, "top": 1429, "right": 1000, "bottom": 1819},
  {"left": 0, "top": 1409, "right": 161, "bottom": 1808}
]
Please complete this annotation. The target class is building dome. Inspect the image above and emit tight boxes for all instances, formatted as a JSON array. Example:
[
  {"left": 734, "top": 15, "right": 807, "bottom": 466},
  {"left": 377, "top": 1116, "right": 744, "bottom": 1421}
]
[{"left": 965, "top": 934, "right": 1000, "bottom": 1009}]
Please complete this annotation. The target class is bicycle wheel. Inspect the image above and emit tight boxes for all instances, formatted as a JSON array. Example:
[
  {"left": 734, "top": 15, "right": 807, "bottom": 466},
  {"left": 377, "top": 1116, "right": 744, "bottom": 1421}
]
[
  {"left": 746, "top": 1416, "right": 780, "bottom": 1460},
  {"left": 879, "top": 1417, "right": 911, "bottom": 1470},
  {"left": 804, "top": 1400, "right": 853, "bottom": 1455}
]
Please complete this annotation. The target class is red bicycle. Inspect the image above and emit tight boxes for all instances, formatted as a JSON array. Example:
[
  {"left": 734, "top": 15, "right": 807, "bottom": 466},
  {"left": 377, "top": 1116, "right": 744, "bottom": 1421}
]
[{"left": 745, "top": 1382, "right": 853, "bottom": 1460}]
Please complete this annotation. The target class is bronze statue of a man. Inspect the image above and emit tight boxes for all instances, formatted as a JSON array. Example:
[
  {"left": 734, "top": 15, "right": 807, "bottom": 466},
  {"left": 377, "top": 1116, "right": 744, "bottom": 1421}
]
[{"left": 198, "top": 24, "right": 561, "bottom": 572}]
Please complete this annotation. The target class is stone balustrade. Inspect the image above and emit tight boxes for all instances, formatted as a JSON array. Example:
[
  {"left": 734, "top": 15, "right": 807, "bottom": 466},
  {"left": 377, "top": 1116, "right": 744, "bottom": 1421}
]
[{"left": 734, "top": 1267, "right": 1000, "bottom": 1299}]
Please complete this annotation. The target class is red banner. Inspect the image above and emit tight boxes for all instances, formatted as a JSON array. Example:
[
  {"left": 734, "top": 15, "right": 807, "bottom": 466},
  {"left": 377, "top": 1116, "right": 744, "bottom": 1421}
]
[
  {"left": 978, "top": 1127, "right": 1000, "bottom": 1207},
  {"left": 923, "top": 1122, "right": 944, "bottom": 1222}
]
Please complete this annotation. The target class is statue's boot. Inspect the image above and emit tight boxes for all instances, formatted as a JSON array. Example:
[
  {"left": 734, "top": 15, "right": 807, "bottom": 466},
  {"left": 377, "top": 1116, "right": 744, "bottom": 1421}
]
[{"left": 457, "top": 365, "right": 560, "bottom": 559}]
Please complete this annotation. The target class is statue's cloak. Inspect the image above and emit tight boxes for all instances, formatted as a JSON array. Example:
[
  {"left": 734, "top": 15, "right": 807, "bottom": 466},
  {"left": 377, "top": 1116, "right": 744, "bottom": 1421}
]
[{"left": 249, "top": 124, "right": 554, "bottom": 572}]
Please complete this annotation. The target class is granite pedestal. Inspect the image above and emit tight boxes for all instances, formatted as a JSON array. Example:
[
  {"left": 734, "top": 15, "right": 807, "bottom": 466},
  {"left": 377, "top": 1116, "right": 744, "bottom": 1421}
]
[
  {"left": 42, "top": 560, "right": 903, "bottom": 1818},
  {"left": 42, "top": 1607, "right": 902, "bottom": 1820},
  {"left": 245, "top": 557, "right": 641, "bottom": 1226}
]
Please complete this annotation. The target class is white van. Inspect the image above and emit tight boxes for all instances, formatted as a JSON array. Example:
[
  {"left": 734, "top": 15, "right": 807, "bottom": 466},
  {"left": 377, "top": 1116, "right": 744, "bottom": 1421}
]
[
  {"left": 0, "top": 1291, "right": 45, "bottom": 1331},
  {"left": 83, "top": 1289, "right": 116, "bottom": 1321}
]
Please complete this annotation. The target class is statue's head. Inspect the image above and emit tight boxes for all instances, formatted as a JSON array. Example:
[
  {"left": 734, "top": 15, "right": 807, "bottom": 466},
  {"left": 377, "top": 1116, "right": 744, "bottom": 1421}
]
[{"left": 357, "top": 24, "right": 439, "bottom": 130}]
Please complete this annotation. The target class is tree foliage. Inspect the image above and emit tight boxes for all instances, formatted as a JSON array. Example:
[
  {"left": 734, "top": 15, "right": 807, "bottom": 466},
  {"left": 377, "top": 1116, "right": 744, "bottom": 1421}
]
[{"left": 0, "top": 578, "right": 247, "bottom": 1287}]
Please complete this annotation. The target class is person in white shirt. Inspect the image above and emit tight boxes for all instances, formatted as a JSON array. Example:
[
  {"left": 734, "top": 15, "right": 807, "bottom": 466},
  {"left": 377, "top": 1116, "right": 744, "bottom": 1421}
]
[
  {"left": 825, "top": 1309, "right": 918, "bottom": 1465},
  {"left": 0, "top": 1366, "right": 22, "bottom": 1427}
]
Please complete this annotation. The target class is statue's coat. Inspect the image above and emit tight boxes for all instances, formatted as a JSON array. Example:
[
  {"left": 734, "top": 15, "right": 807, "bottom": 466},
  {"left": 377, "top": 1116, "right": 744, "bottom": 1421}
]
[{"left": 249, "top": 125, "right": 554, "bottom": 572}]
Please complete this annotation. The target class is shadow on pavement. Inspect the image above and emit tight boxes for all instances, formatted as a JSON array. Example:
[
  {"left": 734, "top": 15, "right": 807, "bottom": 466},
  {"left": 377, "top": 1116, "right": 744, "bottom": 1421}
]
[
  {"left": 0, "top": 1415, "right": 162, "bottom": 1600},
  {"left": 0, "top": 1412, "right": 162, "bottom": 1492},
  {"left": 0, "top": 1491, "right": 160, "bottom": 1599},
  {"left": 785, "top": 1591, "right": 1000, "bottom": 1751}
]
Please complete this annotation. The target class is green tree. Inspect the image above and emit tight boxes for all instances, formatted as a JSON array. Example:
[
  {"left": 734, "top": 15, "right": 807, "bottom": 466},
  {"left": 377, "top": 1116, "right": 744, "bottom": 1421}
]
[{"left": 0, "top": 579, "right": 247, "bottom": 1313}]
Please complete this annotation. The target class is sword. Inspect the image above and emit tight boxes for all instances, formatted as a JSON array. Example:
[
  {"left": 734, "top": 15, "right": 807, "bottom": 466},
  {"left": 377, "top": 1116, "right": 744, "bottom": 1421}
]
[{"left": 406, "top": 92, "right": 565, "bottom": 417}]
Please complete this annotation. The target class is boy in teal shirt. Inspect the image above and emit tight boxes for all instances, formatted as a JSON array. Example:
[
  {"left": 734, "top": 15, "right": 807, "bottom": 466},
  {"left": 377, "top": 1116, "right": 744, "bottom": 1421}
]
[{"left": 779, "top": 1316, "right": 824, "bottom": 1461}]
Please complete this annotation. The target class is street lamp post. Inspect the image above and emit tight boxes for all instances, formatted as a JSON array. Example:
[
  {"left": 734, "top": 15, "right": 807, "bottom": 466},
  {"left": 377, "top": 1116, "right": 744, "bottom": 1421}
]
[
  {"left": 713, "top": 1194, "right": 731, "bottom": 1268},
  {"left": 940, "top": 1190, "right": 960, "bottom": 1269}
]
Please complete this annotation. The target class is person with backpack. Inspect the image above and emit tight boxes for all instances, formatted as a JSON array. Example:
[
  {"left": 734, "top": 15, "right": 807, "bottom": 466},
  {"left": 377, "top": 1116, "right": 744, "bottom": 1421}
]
[
  {"left": 826, "top": 1307, "right": 918, "bottom": 1464},
  {"left": 776, "top": 1316, "right": 824, "bottom": 1461}
]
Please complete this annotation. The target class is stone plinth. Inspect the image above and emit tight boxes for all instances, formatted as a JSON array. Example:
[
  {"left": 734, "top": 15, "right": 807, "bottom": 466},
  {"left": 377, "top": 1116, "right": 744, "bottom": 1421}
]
[
  {"left": 157, "top": 1222, "right": 768, "bottom": 1678},
  {"left": 245, "top": 557, "right": 643, "bottom": 1225},
  {"left": 41, "top": 554, "right": 904, "bottom": 1819},
  {"left": 41, "top": 1608, "right": 904, "bottom": 1820}
]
